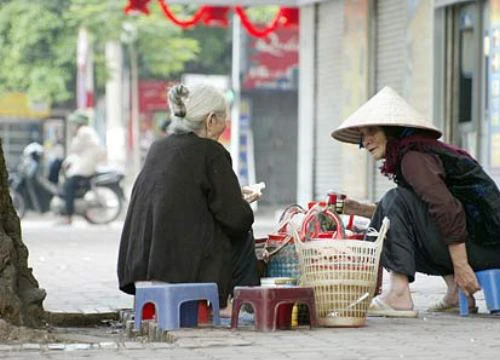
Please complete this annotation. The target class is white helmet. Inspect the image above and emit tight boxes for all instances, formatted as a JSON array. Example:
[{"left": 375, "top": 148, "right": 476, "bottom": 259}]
[{"left": 23, "top": 142, "right": 44, "bottom": 159}]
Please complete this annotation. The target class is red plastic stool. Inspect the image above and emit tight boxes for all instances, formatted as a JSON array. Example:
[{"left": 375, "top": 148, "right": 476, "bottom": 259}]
[{"left": 231, "top": 286, "right": 317, "bottom": 331}]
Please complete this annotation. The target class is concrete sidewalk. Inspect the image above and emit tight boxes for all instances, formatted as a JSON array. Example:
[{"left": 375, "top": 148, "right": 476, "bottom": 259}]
[{"left": 3, "top": 207, "right": 499, "bottom": 359}]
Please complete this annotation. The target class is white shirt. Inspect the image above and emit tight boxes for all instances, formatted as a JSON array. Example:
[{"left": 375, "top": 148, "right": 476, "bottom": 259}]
[{"left": 64, "top": 126, "right": 105, "bottom": 177}]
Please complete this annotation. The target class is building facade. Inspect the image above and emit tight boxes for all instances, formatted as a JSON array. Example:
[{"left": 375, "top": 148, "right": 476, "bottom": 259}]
[
  {"left": 169, "top": 0, "right": 500, "bottom": 206},
  {"left": 298, "top": 0, "right": 500, "bottom": 205}
]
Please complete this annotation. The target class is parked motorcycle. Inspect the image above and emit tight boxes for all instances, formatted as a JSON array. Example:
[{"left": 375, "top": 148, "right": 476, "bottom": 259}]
[{"left": 9, "top": 142, "right": 126, "bottom": 224}]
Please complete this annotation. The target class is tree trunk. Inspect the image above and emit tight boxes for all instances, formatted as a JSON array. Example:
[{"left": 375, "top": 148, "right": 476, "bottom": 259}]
[{"left": 0, "top": 140, "right": 46, "bottom": 327}]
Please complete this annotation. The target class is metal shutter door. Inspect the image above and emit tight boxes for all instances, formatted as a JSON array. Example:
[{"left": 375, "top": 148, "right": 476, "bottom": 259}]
[
  {"left": 372, "top": 0, "right": 407, "bottom": 201},
  {"left": 314, "top": 0, "right": 344, "bottom": 200},
  {"left": 250, "top": 92, "right": 298, "bottom": 204}
]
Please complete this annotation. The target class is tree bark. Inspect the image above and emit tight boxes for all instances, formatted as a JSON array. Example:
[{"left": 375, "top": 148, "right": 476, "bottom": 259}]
[{"left": 0, "top": 140, "right": 46, "bottom": 327}]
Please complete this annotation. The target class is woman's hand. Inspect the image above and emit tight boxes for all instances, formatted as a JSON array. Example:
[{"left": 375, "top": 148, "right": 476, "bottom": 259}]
[
  {"left": 343, "top": 198, "right": 361, "bottom": 215},
  {"left": 448, "top": 243, "right": 480, "bottom": 296},
  {"left": 242, "top": 186, "right": 261, "bottom": 204},
  {"left": 344, "top": 198, "right": 376, "bottom": 218},
  {"left": 453, "top": 262, "right": 480, "bottom": 297}
]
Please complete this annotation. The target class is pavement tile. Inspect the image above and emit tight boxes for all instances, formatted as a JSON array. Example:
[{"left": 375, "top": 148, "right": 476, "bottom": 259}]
[
  {"left": 99, "top": 342, "right": 119, "bottom": 350},
  {"left": 146, "top": 342, "right": 173, "bottom": 349},
  {"left": 63, "top": 343, "right": 93, "bottom": 351},
  {"left": 20, "top": 343, "right": 41, "bottom": 351},
  {"left": 175, "top": 338, "right": 202, "bottom": 348},
  {"left": 0, "top": 344, "right": 16, "bottom": 351},
  {"left": 47, "top": 343, "right": 66, "bottom": 351},
  {"left": 122, "top": 341, "right": 145, "bottom": 349}
]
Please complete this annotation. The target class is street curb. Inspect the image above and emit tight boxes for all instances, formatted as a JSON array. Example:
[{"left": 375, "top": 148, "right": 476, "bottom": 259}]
[{"left": 45, "top": 311, "right": 120, "bottom": 327}]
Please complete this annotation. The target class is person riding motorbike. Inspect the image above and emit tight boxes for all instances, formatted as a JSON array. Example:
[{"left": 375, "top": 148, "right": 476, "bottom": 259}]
[{"left": 59, "top": 110, "right": 106, "bottom": 225}]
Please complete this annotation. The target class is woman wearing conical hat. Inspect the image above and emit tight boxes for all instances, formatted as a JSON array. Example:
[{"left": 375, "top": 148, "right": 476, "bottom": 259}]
[{"left": 332, "top": 87, "right": 500, "bottom": 317}]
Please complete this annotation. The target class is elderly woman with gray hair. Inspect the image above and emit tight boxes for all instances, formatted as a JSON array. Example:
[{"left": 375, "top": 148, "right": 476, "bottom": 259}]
[{"left": 118, "top": 83, "right": 260, "bottom": 314}]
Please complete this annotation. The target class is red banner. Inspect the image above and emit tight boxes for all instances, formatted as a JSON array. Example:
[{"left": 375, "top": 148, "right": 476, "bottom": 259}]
[
  {"left": 138, "top": 80, "right": 178, "bottom": 113},
  {"left": 242, "top": 27, "right": 299, "bottom": 91}
]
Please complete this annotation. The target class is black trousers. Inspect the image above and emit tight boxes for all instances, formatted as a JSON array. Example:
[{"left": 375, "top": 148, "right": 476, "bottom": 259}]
[
  {"left": 48, "top": 159, "right": 63, "bottom": 184},
  {"left": 370, "top": 187, "right": 500, "bottom": 282},
  {"left": 62, "top": 175, "right": 90, "bottom": 216},
  {"left": 231, "top": 229, "right": 260, "bottom": 291}
]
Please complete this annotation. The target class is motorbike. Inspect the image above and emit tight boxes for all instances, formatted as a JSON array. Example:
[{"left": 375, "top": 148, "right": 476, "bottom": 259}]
[{"left": 9, "top": 143, "right": 126, "bottom": 225}]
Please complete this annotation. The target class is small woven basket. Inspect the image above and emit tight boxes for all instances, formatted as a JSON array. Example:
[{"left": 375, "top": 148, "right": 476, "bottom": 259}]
[
  {"left": 264, "top": 205, "right": 306, "bottom": 278},
  {"left": 266, "top": 240, "right": 301, "bottom": 278},
  {"left": 292, "top": 217, "right": 389, "bottom": 327}
]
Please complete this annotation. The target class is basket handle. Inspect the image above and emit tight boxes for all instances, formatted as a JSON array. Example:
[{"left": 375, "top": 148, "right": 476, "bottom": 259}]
[
  {"left": 326, "top": 292, "right": 371, "bottom": 318},
  {"left": 301, "top": 204, "right": 345, "bottom": 240},
  {"left": 265, "top": 234, "right": 294, "bottom": 257},
  {"left": 365, "top": 217, "right": 390, "bottom": 247},
  {"left": 275, "top": 204, "right": 306, "bottom": 233},
  {"left": 359, "top": 216, "right": 390, "bottom": 283},
  {"left": 265, "top": 208, "right": 305, "bottom": 258},
  {"left": 276, "top": 217, "right": 303, "bottom": 249}
]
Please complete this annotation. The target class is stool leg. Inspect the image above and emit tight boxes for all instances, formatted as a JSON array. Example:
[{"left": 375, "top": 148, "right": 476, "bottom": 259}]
[
  {"left": 157, "top": 301, "right": 180, "bottom": 331},
  {"left": 264, "top": 300, "right": 280, "bottom": 332},
  {"left": 459, "top": 289, "right": 469, "bottom": 317},
  {"left": 476, "top": 270, "right": 500, "bottom": 313},
  {"left": 253, "top": 300, "right": 270, "bottom": 331},
  {"left": 230, "top": 298, "right": 243, "bottom": 329},
  {"left": 134, "top": 300, "right": 144, "bottom": 330},
  {"left": 210, "top": 296, "right": 221, "bottom": 327}
]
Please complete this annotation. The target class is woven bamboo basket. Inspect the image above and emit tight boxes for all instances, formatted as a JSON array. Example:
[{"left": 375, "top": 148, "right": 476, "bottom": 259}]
[
  {"left": 264, "top": 205, "right": 306, "bottom": 278},
  {"left": 292, "top": 217, "right": 389, "bottom": 327}
]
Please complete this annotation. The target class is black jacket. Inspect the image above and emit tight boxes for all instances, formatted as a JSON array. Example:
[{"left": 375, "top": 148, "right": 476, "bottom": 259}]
[{"left": 117, "top": 133, "right": 254, "bottom": 303}]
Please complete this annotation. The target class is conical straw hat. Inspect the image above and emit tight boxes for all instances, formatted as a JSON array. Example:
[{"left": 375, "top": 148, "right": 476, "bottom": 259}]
[{"left": 331, "top": 86, "right": 442, "bottom": 144}]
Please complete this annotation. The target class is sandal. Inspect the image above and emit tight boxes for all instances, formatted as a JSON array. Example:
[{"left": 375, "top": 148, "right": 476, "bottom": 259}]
[
  {"left": 427, "top": 300, "right": 478, "bottom": 314},
  {"left": 367, "top": 297, "right": 418, "bottom": 318}
]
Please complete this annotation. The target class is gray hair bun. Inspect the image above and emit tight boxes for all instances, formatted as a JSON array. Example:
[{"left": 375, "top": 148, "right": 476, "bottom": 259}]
[{"left": 168, "top": 84, "right": 190, "bottom": 118}]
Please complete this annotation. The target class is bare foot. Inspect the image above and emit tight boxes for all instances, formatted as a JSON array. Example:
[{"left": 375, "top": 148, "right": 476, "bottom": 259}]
[
  {"left": 378, "top": 292, "right": 414, "bottom": 311},
  {"left": 378, "top": 272, "right": 414, "bottom": 310},
  {"left": 220, "top": 304, "right": 232, "bottom": 318},
  {"left": 441, "top": 289, "right": 476, "bottom": 308}
]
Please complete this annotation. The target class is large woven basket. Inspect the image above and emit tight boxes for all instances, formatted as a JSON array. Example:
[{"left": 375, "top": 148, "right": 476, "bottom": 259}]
[{"left": 293, "top": 217, "right": 389, "bottom": 327}]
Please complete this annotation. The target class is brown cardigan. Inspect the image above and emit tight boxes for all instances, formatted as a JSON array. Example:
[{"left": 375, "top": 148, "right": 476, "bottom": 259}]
[{"left": 400, "top": 151, "right": 468, "bottom": 245}]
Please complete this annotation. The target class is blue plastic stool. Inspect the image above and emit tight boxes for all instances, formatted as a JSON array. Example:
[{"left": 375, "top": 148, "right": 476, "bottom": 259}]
[
  {"left": 459, "top": 269, "right": 500, "bottom": 316},
  {"left": 134, "top": 282, "right": 221, "bottom": 331}
]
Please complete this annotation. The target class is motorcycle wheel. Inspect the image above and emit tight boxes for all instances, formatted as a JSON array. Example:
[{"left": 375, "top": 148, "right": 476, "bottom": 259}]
[
  {"left": 10, "top": 188, "right": 26, "bottom": 219},
  {"left": 83, "top": 185, "right": 123, "bottom": 225}
]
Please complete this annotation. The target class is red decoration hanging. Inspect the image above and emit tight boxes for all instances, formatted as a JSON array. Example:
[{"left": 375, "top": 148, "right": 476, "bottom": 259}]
[
  {"left": 124, "top": 2, "right": 297, "bottom": 38},
  {"left": 157, "top": 0, "right": 207, "bottom": 29},
  {"left": 202, "top": 6, "right": 231, "bottom": 27},
  {"left": 235, "top": 6, "right": 282, "bottom": 38},
  {"left": 280, "top": 8, "right": 299, "bottom": 27},
  {"left": 124, "top": 0, "right": 152, "bottom": 15}
]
